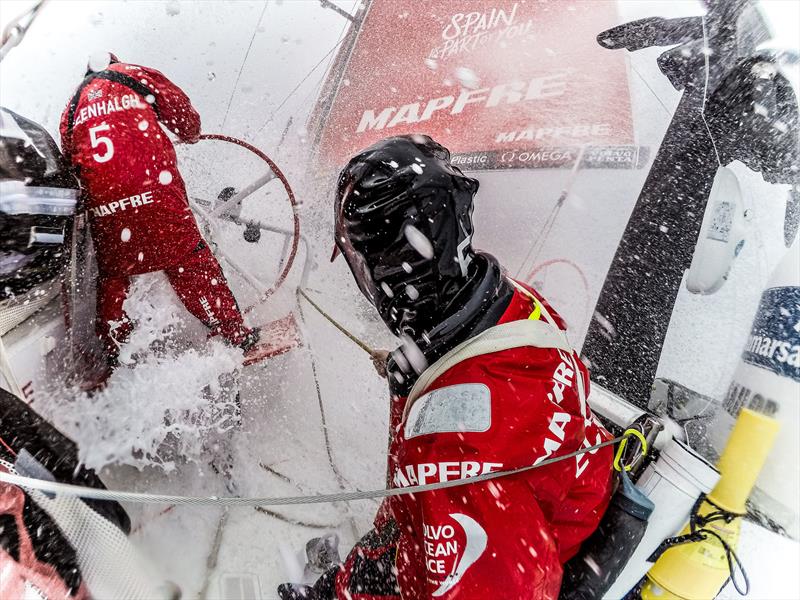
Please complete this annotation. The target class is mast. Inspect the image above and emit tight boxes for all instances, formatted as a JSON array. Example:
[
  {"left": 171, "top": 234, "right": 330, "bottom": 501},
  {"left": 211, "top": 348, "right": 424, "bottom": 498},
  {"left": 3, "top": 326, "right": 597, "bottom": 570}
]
[{"left": 582, "top": 0, "right": 799, "bottom": 406}]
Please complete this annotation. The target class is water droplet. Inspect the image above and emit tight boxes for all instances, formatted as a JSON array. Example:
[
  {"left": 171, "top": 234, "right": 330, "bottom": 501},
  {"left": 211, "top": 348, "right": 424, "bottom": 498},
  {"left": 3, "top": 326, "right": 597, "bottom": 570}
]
[
  {"left": 454, "top": 66, "right": 480, "bottom": 90},
  {"left": 404, "top": 224, "right": 434, "bottom": 259}
]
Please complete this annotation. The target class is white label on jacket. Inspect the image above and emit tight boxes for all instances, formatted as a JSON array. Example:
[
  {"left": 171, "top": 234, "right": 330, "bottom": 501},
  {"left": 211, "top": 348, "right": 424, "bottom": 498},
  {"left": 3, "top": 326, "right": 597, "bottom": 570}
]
[
  {"left": 89, "top": 190, "right": 154, "bottom": 218},
  {"left": 393, "top": 461, "right": 503, "bottom": 488},
  {"left": 429, "top": 513, "right": 488, "bottom": 596},
  {"left": 73, "top": 93, "right": 145, "bottom": 127},
  {"left": 405, "top": 383, "right": 491, "bottom": 439}
]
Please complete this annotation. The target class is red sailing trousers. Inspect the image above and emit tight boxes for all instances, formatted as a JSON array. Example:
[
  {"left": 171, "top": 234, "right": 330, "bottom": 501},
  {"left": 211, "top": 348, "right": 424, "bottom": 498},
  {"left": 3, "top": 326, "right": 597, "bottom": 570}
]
[{"left": 97, "top": 241, "right": 250, "bottom": 355}]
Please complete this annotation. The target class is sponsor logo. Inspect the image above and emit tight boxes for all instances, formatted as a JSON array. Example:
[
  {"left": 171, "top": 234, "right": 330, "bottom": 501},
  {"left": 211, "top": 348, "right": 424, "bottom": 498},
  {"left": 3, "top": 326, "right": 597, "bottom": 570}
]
[
  {"left": 392, "top": 461, "right": 502, "bottom": 488},
  {"left": 355, "top": 74, "right": 568, "bottom": 134},
  {"left": 744, "top": 334, "right": 799, "bottom": 369},
  {"left": 424, "top": 513, "right": 488, "bottom": 596},
  {"left": 575, "top": 427, "right": 604, "bottom": 478},
  {"left": 450, "top": 153, "right": 489, "bottom": 166},
  {"left": 428, "top": 3, "right": 533, "bottom": 60},
  {"left": 723, "top": 381, "right": 779, "bottom": 419},
  {"left": 89, "top": 190, "right": 154, "bottom": 218},
  {"left": 500, "top": 148, "right": 574, "bottom": 168},
  {"left": 496, "top": 124, "right": 612, "bottom": 144},
  {"left": 73, "top": 93, "right": 145, "bottom": 127},
  {"left": 535, "top": 348, "right": 600, "bottom": 477},
  {"left": 199, "top": 296, "right": 219, "bottom": 326},
  {"left": 741, "top": 286, "right": 800, "bottom": 382},
  {"left": 534, "top": 349, "right": 578, "bottom": 468},
  {"left": 446, "top": 146, "right": 649, "bottom": 171}
]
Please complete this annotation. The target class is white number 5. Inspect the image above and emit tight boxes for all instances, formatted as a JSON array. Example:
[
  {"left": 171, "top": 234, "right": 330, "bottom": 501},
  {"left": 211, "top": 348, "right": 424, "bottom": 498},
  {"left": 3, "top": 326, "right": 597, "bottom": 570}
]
[{"left": 89, "top": 123, "right": 114, "bottom": 163}]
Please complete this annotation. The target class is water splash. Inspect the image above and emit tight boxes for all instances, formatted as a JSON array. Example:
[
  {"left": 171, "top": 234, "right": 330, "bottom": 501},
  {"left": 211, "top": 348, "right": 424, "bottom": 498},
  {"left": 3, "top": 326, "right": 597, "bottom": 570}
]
[{"left": 43, "top": 274, "right": 242, "bottom": 472}]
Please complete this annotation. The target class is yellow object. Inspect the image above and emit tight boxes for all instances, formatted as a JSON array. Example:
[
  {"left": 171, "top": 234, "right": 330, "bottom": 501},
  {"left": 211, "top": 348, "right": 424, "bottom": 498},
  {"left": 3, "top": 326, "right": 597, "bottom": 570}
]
[
  {"left": 640, "top": 408, "right": 779, "bottom": 600},
  {"left": 527, "top": 299, "right": 541, "bottom": 321},
  {"left": 614, "top": 428, "right": 650, "bottom": 472}
]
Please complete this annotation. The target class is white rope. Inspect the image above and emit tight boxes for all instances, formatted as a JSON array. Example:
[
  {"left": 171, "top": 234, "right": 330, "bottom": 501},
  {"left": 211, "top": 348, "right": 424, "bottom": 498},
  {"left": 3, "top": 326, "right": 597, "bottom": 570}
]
[
  {"left": 701, "top": 16, "right": 723, "bottom": 167},
  {"left": 0, "top": 435, "right": 624, "bottom": 507},
  {"left": 220, "top": 0, "right": 269, "bottom": 130},
  {"left": 514, "top": 144, "right": 587, "bottom": 278}
]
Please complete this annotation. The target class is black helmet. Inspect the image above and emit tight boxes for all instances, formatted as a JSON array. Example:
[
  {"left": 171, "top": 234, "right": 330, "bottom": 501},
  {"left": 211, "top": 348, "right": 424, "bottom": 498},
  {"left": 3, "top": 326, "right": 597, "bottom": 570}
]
[
  {"left": 333, "top": 134, "right": 479, "bottom": 337},
  {"left": 1, "top": 107, "right": 79, "bottom": 303}
]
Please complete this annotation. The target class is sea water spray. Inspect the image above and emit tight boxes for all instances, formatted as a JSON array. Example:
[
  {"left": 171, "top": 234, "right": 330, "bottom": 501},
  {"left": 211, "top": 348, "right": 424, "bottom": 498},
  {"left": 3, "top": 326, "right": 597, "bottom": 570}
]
[{"left": 41, "top": 273, "right": 243, "bottom": 471}]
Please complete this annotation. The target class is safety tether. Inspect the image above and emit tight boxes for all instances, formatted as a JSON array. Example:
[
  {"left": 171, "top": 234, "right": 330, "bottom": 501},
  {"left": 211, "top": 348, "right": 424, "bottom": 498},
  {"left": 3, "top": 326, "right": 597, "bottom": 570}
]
[{"left": 0, "top": 433, "right": 630, "bottom": 507}]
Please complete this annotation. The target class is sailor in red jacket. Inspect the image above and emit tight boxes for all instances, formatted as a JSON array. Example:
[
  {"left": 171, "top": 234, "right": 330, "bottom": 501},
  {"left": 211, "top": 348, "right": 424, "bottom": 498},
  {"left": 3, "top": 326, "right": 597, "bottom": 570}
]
[
  {"left": 280, "top": 135, "right": 614, "bottom": 599},
  {"left": 59, "top": 54, "right": 258, "bottom": 374}
]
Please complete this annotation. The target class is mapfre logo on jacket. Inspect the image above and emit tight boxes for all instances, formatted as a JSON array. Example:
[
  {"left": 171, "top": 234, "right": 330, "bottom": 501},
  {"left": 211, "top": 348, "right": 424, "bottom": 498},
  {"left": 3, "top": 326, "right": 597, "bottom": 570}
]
[{"left": 381, "top": 284, "right": 614, "bottom": 600}]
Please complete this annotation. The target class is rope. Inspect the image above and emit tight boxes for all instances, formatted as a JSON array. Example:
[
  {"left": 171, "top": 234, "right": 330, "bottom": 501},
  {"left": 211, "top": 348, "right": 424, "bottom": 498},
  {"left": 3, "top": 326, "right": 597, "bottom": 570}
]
[
  {"left": 700, "top": 17, "right": 723, "bottom": 167},
  {"left": 255, "top": 33, "right": 348, "bottom": 135},
  {"left": 514, "top": 145, "right": 587, "bottom": 278},
  {"left": 0, "top": 435, "right": 624, "bottom": 507},
  {"left": 648, "top": 494, "right": 750, "bottom": 596},
  {"left": 294, "top": 289, "right": 360, "bottom": 539},
  {"left": 298, "top": 289, "right": 376, "bottom": 356},
  {"left": 220, "top": 0, "right": 269, "bottom": 130}
]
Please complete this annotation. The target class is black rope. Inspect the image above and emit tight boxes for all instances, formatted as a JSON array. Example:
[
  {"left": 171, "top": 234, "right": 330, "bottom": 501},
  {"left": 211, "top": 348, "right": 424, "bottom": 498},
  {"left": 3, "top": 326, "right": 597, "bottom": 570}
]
[{"left": 647, "top": 494, "right": 750, "bottom": 596}]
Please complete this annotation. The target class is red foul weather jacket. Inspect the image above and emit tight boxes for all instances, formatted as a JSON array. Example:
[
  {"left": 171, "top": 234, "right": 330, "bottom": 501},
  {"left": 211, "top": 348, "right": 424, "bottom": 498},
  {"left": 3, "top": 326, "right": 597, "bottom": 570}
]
[
  {"left": 59, "top": 61, "right": 202, "bottom": 277},
  {"left": 338, "top": 282, "right": 614, "bottom": 599}
]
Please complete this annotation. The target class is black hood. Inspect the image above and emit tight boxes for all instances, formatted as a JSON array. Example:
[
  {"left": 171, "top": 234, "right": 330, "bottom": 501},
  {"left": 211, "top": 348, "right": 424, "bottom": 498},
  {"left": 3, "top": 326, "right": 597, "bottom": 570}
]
[
  {"left": 333, "top": 134, "right": 481, "bottom": 339},
  {"left": 386, "top": 252, "right": 513, "bottom": 395}
]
